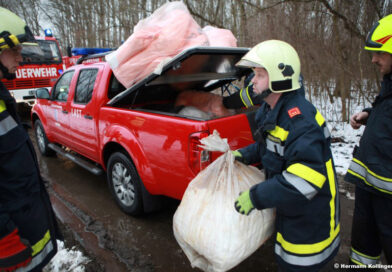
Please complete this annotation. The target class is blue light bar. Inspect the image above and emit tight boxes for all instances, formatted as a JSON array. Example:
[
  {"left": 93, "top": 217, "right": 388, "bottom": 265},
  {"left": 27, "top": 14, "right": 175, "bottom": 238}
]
[
  {"left": 44, "top": 29, "right": 53, "bottom": 37},
  {"left": 71, "top": 48, "right": 113, "bottom": 56}
]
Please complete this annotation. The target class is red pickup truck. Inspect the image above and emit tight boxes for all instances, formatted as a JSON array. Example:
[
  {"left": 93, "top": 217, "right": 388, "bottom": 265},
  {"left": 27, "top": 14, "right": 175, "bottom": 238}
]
[{"left": 32, "top": 47, "right": 256, "bottom": 215}]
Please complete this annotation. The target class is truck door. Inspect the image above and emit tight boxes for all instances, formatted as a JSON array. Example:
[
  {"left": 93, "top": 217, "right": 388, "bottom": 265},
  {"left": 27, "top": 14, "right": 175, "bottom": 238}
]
[
  {"left": 46, "top": 70, "right": 74, "bottom": 146},
  {"left": 68, "top": 68, "right": 100, "bottom": 160}
]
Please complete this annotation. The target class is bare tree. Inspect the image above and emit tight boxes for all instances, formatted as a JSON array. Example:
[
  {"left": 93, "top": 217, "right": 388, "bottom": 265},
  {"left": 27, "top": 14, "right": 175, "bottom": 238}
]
[{"left": 1, "top": 0, "right": 386, "bottom": 122}]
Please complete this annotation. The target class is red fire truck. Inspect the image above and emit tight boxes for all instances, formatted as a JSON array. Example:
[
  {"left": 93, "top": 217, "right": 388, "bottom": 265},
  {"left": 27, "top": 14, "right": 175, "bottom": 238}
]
[{"left": 1, "top": 32, "right": 64, "bottom": 106}]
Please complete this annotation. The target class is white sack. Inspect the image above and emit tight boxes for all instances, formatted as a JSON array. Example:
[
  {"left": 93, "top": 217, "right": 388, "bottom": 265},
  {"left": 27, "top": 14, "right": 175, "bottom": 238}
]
[{"left": 173, "top": 130, "right": 275, "bottom": 272}]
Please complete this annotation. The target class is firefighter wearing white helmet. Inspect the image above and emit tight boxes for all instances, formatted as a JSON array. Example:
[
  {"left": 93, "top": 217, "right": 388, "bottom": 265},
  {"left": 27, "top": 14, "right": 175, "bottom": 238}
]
[
  {"left": 345, "top": 14, "right": 392, "bottom": 266},
  {"left": 0, "top": 7, "right": 61, "bottom": 271},
  {"left": 0, "top": 7, "right": 43, "bottom": 80},
  {"left": 236, "top": 40, "right": 301, "bottom": 93},
  {"left": 233, "top": 40, "right": 340, "bottom": 271}
]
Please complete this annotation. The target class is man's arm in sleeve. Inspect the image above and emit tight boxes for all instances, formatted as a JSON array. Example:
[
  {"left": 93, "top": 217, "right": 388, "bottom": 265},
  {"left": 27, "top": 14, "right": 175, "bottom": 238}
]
[
  {"left": 249, "top": 120, "right": 328, "bottom": 213},
  {"left": 237, "top": 142, "right": 263, "bottom": 165}
]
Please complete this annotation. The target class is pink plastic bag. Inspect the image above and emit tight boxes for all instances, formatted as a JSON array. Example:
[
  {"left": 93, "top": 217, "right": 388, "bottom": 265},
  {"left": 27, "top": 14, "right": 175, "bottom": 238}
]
[
  {"left": 203, "top": 26, "right": 237, "bottom": 47},
  {"left": 106, "top": 1, "right": 237, "bottom": 88}
]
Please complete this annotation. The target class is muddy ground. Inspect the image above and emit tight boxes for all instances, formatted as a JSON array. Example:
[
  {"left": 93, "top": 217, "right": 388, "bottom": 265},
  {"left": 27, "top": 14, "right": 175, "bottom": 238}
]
[
  {"left": 54, "top": 179, "right": 356, "bottom": 272},
  {"left": 57, "top": 220, "right": 105, "bottom": 272}
]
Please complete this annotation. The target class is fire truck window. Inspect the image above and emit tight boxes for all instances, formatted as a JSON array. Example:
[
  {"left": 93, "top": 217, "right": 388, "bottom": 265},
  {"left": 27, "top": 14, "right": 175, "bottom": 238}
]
[
  {"left": 21, "top": 40, "right": 62, "bottom": 64},
  {"left": 75, "top": 69, "right": 98, "bottom": 104},
  {"left": 52, "top": 71, "right": 74, "bottom": 101}
]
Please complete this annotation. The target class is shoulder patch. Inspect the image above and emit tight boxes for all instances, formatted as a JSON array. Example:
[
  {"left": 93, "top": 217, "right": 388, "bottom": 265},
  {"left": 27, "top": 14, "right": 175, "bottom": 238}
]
[{"left": 288, "top": 107, "right": 301, "bottom": 118}]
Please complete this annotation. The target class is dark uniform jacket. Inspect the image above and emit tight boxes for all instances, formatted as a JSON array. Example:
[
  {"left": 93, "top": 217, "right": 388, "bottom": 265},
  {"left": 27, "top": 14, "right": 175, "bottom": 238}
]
[
  {"left": 239, "top": 90, "right": 340, "bottom": 270},
  {"left": 0, "top": 82, "right": 61, "bottom": 271},
  {"left": 345, "top": 73, "right": 392, "bottom": 198}
]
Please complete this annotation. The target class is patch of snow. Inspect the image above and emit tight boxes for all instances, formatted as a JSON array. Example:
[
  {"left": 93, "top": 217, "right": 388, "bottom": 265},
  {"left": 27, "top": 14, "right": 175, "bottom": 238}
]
[
  {"left": 307, "top": 87, "right": 370, "bottom": 176},
  {"left": 43, "top": 240, "right": 90, "bottom": 272},
  {"left": 346, "top": 191, "right": 356, "bottom": 200},
  {"left": 329, "top": 121, "right": 364, "bottom": 175}
]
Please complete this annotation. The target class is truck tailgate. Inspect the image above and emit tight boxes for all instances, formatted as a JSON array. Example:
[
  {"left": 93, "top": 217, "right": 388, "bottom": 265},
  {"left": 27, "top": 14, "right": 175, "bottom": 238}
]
[{"left": 206, "top": 110, "right": 255, "bottom": 159}]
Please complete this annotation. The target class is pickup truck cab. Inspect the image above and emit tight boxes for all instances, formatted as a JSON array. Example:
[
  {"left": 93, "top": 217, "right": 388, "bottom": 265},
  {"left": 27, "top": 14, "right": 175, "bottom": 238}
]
[{"left": 32, "top": 47, "right": 256, "bottom": 215}]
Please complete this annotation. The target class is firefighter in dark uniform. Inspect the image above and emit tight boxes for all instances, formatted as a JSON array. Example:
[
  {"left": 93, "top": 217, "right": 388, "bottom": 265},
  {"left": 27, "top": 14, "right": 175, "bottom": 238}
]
[
  {"left": 0, "top": 8, "right": 61, "bottom": 271},
  {"left": 233, "top": 40, "right": 340, "bottom": 271},
  {"left": 222, "top": 73, "right": 305, "bottom": 110},
  {"left": 345, "top": 14, "right": 392, "bottom": 266}
]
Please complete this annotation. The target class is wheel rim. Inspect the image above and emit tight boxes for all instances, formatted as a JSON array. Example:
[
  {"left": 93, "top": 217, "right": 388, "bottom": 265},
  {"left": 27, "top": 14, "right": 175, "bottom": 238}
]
[
  {"left": 36, "top": 125, "right": 46, "bottom": 152},
  {"left": 112, "top": 162, "right": 135, "bottom": 207}
]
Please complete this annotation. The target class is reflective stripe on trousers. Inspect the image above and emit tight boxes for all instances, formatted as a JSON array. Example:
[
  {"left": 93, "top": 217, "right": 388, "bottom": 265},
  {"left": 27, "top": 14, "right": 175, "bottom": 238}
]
[
  {"left": 17, "top": 231, "right": 54, "bottom": 272},
  {"left": 350, "top": 247, "right": 380, "bottom": 265}
]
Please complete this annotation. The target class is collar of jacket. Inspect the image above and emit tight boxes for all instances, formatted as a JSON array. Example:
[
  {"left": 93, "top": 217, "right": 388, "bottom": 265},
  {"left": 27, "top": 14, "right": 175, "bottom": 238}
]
[
  {"left": 262, "top": 90, "right": 298, "bottom": 131},
  {"left": 372, "top": 73, "right": 392, "bottom": 108},
  {"left": 0, "top": 81, "right": 20, "bottom": 123},
  {"left": 0, "top": 81, "right": 14, "bottom": 104},
  {"left": 381, "top": 73, "right": 392, "bottom": 98}
]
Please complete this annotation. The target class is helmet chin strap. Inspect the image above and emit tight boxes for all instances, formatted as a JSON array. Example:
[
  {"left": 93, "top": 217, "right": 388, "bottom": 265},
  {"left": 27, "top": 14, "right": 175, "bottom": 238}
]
[
  {"left": 257, "top": 89, "right": 272, "bottom": 100},
  {"left": 250, "top": 89, "right": 272, "bottom": 105},
  {"left": 0, "top": 61, "right": 16, "bottom": 80}
]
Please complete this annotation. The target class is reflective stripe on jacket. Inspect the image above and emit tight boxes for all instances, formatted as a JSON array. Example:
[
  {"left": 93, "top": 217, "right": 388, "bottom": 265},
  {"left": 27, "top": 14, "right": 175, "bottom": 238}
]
[
  {"left": 240, "top": 90, "right": 340, "bottom": 269},
  {"left": 239, "top": 84, "right": 254, "bottom": 108},
  {"left": 345, "top": 73, "right": 392, "bottom": 197}
]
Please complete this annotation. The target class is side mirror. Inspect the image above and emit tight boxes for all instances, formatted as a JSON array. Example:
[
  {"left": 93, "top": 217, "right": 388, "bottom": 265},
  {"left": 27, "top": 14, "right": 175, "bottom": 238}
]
[{"left": 35, "top": 88, "right": 50, "bottom": 99}]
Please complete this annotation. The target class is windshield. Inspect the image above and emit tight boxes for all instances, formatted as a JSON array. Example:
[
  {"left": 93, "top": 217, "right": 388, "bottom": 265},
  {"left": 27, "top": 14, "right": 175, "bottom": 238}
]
[{"left": 22, "top": 40, "right": 62, "bottom": 64}]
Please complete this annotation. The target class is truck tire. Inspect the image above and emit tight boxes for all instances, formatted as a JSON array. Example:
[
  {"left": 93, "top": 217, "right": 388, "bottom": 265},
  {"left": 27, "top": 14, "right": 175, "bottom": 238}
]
[
  {"left": 34, "top": 120, "right": 55, "bottom": 156},
  {"left": 107, "top": 152, "right": 144, "bottom": 216}
]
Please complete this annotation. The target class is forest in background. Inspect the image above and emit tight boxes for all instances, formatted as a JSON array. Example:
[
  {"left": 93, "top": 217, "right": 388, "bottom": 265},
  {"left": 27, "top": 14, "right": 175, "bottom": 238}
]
[{"left": 1, "top": 0, "right": 391, "bottom": 122}]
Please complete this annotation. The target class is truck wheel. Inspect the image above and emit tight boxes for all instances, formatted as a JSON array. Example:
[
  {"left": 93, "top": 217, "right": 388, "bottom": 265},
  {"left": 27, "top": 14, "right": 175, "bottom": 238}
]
[
  {"left": 107, "top": 152, "right": 143, "bottom": 215},
  {"left": 34, "top": 120, "right": 55, "bottom": 156}
]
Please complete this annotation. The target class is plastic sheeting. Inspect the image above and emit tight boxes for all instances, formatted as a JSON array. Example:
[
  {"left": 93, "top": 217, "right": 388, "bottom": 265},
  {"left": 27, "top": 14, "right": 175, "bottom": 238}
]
[
  {"left": 105, "top": 1, "right": 237, "bottom": 88},
  {"left": 178, "top": 106, "right": 212, "bottom": 119},
  {"left": 203, "top": 26, "right": 237, "bottom": 47},
  {"left": 173, "top": 131, "right": 275, "bottom": 272}
]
